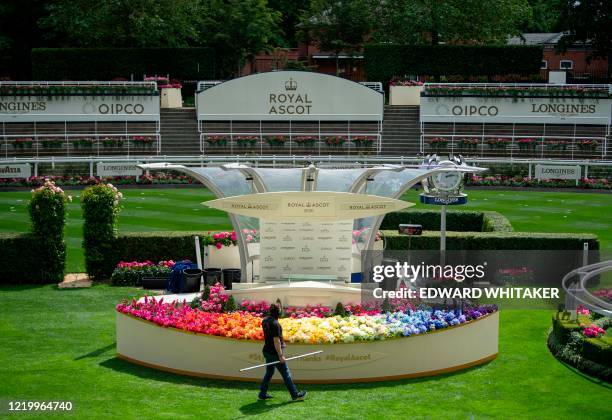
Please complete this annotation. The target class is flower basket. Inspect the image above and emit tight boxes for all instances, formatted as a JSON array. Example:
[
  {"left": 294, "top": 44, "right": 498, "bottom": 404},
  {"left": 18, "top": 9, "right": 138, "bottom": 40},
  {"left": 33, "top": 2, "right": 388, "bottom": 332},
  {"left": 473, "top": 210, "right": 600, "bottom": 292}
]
[
  {"left": 517, "top": 138, "right": 537, "bottom": 151},
  {"left": 458, "top": 137, "right": 479, "bottom": 151},
  {"left": 206, "top": 136, "right": 229, "bottom": 147},
  {"left": 324, "top": 136, "right": 346, "bottom": 148},
  {"left": 293, "top": 136, "right": 317, "bottom": 148},
  {"left": 132, "top": 135, "right": 155, "bottom": 148},
  {"left": 102, "top": 137, "right": 123, "bottom": 148},
  {"left": 13, "top": 137, "right": 34, "bottom": 150},
  {"left": 428, "top": 137, "right": 448, "bottom": 152},
  {"left": 235, "top": 136, "right": 258, "bottom": 148},
  {"left": 545, "top": 140, "right": 568, "bottom": 151},
  {"left": 40, "top": 138, "right": 64, "bottom": 148},
  {"left": 576, "top": 139, "right": 599, "bottom": 151},
  {"left": 486, "top": 138, "right": 509, "bottom": 150},
  {"left": 73, "top": 138, "right": 94, "bottom": 149},
  {"left": 352, "top": 136, "right": 376, "bottom": 148},
  {"left": 265, "top": 136, "right": 287, "bottom": 147}
]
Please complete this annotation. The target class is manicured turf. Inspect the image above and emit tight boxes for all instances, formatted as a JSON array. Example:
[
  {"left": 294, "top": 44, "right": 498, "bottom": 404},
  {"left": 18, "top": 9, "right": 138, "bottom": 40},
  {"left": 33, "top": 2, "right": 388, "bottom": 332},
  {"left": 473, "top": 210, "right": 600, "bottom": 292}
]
[
  {"left": 0, "top": 188, "right": 611, "bottom": 273},
  {"left": 0, "top": 285, "right": 610, "bottom": 419}
]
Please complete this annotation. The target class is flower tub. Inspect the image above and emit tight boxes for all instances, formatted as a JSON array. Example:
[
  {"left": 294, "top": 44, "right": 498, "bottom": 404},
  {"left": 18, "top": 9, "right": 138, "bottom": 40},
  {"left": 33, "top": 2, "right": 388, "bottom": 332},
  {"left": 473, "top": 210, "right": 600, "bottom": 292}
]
[{"left": 116, "top": 291, "right": 499, "bottom": 383}]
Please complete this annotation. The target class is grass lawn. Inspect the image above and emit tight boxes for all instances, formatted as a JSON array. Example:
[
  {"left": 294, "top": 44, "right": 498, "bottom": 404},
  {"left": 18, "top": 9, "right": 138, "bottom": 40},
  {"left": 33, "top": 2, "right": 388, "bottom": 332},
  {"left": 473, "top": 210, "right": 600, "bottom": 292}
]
[{"left": 0, "top": 285, "right": 610, "bottom": 419}]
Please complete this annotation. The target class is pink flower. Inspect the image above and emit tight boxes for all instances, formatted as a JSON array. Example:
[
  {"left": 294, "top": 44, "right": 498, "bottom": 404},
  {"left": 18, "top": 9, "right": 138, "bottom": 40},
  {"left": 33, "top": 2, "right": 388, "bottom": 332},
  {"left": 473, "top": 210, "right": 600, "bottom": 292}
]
[
  {"left": 231, "top": 232, "right": 237, "bottom": 241},
  {"left": 215, "top": 242, "right": 222, "bottom": 249}
]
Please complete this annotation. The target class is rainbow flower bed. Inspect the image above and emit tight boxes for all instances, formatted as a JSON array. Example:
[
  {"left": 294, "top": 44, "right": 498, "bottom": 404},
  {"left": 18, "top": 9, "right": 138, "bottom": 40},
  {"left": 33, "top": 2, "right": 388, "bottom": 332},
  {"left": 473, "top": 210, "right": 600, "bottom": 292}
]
[{"left": 117, "top": 285, "right": 497, "bottom": 344}]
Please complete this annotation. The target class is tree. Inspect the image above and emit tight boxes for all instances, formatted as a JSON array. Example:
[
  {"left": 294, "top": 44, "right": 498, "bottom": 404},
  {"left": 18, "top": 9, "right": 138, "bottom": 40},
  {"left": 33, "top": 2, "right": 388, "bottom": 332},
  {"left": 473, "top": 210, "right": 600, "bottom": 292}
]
[
  {"left": 41, "top": 0, "right": 202, "bottom": 48},
  {"left": 524, "top": 0, "right": 563, "bottom": 32},
  {"left": 556, "top": 0, "right": 611, "bottom": 61},
  {"left": 301, "top": 0, "right": 373, "bottom": 75},
  {"left": 371, "top": 0, "right": 532, "bottom": 45},
  {"left": 269, "top": 0, "right": 311, "bottom": 47}
]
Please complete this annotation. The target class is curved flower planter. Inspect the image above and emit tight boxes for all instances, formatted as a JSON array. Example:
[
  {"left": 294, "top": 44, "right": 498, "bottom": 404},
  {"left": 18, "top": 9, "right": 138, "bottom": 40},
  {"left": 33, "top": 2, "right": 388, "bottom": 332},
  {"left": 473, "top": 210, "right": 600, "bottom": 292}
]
[{"left": 116, "top": 311, "right": 499, "bottom": 383}]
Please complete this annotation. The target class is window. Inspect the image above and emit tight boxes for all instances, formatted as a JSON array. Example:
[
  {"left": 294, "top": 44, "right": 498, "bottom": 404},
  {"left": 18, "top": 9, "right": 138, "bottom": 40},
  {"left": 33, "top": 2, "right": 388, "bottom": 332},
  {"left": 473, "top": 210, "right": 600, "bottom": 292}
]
[
  {"left": 560, "top": 60, "right": 573, "bottom": 70},
  {"left": 540, "top": 60, "right": 548, "bottom": 69}
]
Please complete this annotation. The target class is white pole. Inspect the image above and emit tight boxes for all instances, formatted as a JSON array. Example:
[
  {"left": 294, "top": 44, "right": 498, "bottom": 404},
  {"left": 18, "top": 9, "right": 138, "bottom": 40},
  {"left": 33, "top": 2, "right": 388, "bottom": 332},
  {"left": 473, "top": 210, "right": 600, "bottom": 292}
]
[
  {"left": 440, "top": 204, "right": 447, "bottom": 266},
  {"left": 239, "top": 351, "right": 323, "bottom": 372},
  {"left": 194, "top": 236, "right": 203, "bottom": 269}
]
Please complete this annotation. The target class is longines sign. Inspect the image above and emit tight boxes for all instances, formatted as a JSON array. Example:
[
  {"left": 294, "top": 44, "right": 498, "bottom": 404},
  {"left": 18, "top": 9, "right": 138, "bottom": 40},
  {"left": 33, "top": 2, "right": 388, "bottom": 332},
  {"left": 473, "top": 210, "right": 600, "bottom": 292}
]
[
  {"left": 420, "top": 96, "right": 611, "bottom": 125},
  {"left": 203, "top": 191, "right": 413, "bottom": 221},
  {"left": 0, "top": 96, "right": 160, "bottom": 122},
  {"left": 196, "top": 71, "right": 383, "bottom": 121},
  {"left": 535, "top": 164, "right": 581, "bottom": 180}
]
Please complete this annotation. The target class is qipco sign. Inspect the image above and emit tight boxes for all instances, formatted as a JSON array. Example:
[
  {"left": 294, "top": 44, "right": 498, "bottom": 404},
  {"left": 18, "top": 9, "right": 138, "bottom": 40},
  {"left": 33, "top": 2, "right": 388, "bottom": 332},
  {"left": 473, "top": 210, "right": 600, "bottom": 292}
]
[
  {"left": 421, "top": 96, "right": 611, "bottom": 125},
  {"left": 0, "top": 96, "right": 160, "bottom": 122}
]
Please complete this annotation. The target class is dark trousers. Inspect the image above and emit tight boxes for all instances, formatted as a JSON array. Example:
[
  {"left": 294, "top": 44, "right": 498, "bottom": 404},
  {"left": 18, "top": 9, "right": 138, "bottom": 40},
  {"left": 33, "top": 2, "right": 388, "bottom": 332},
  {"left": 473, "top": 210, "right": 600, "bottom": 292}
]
[{"left": 259, "top": 351, "right": 298, "bottom": 399}]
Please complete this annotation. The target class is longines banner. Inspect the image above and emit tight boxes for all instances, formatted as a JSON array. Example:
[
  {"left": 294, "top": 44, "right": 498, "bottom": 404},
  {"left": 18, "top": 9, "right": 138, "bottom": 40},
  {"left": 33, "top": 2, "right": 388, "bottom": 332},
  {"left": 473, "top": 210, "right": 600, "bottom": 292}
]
[
  {"left": 420, "top": 96, "right": 611, "bottom": 125},
  {"left": 96, "top": 162, "right": 143, "bottom": 177},
  {"left": 203, "top": 191, "right": 413, "bottom": 222},
  {"left": 535, "top": 164, "right": 581, "bottom": 180},
  {"left": 196, "top": 71, "right": 383, "bottom": 121},
  {"left": 259, "top": 220, "right": 353, "bottom": 282},
  {"left": 0, "top": 163, "right": 31, "bottom": 179},
  {"left": 0, "top": 96, "right": 160, "bottom": 122}
]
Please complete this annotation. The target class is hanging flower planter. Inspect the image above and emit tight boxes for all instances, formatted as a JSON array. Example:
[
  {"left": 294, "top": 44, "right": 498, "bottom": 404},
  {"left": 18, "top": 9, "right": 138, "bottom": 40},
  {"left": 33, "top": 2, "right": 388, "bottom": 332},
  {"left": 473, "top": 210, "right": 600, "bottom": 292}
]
[
  {"left": 235, "top": 136, "right": 258, "bottom": 148},
  {"left": 352, "top": 136, "right": 376, "bottom": 148},
  {"left": 132, "top": 135, "right": 155, "bottom": 149},
  {"left": 324, "top": 136, "right": 346, "bottom": 148},
  {"left": 517, "top": 138, "right": 537, "bottom": 151},
  {"left": 265, "top": 135, "right": 287, "bottom": 147},
  {"left": 458, "top": 137, "right": 479, "bottom": 151},
  {"left": 293, "top": 136, "right": 317, "bottom": 148},
  {"left": 576, "top": 139, "right": 599, "bottom": 152},
  {"left": 486, "top": 138, "right": 509, "bottom": 150},
  {"left": 13, "top": 137, "right": 34, "bottom": 150},
  {"left": 102, "top": 137, "right": 123, "bottom": 148},
  {"left": 206, "top": 136, "right": 229, "bottom": 147},
  {"left": 40, "top": 137, "right": 64, "bottom": 149},
  {"left": 545, "top": 140, "right": 569, "bottom": 151},
  {"left": 428, "top": 137, "right": 448, "bottom": 152},
  {"left": 73, "top": 137, "right": 94, "bottom": 149}
]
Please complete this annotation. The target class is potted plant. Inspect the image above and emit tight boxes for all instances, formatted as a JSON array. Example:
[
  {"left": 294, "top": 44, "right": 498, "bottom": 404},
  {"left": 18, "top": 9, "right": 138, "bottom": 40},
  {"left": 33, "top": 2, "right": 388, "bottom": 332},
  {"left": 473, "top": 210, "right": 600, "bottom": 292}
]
[
  {"left": 13, "top": 137, "right": 34, "bottom": 150},
  {"left": 546, "top": 139, "right": 569, "bottom": 151},
  {"left": 389, "top": 79, "right": 424, "bottom": 105},
  {"left": 517, "top": 138, "right": 537, "bottom": 151},
  {"left": 40, "top": 137, "right": 64, "bottom": 149},
  {"left": 293, "top": 136, "right": 317, "bottom": 148},
  {"left": 576, "top": 139, "right": 599, "bottom": 151},
  {"left": 266, "top": 135, "right": 287, "bottom": 147},
  {"left": 486, "top": 138, "right": 509, "bottom": 150},
  {"left": 73, "top": 137, "right": 94, "bottom": 150},
  {"left": 324, "top": 136, "right": 346, "bottom": 148},
  {"left": 235, "top": 136, "right": 258, "bottom": 148},
  {"left": 428, "top": 137, "right": 448, "bottom": 152},
  {"left": 458, "top": 137, "right": 479, "bottom": 151},
  {"left": 206, "top": 136, "right": 229, "bottom": 147},
  {"left": 352, "top": 136, "right": 376, "bottom": 148},
  {"left": 102, "top": 137, "right": 123, "bottom": 148},
  {"left": 132, "top": 135, "right": 155, "bottom": 149}
]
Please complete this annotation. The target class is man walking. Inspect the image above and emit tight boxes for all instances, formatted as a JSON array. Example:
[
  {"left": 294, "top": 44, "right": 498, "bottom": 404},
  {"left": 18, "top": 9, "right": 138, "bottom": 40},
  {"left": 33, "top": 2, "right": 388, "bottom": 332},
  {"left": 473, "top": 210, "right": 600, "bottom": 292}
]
[{"left": 258, "top": 303, "right": 307, "bottom": 401}]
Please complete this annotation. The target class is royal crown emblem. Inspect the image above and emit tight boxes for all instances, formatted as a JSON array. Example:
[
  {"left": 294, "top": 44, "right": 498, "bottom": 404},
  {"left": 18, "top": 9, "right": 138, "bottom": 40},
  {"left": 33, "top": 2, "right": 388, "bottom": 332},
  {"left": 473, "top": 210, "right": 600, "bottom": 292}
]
[{"left": 284, "top": 78, "right": 297, "bottom": 91}]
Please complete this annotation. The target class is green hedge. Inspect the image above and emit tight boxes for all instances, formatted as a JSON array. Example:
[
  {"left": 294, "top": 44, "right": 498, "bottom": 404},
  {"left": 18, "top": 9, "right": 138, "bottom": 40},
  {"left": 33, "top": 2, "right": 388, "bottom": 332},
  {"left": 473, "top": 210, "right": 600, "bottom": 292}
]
[
  {"left": 364, "top": 44, "right": 542, "bottom": 80},
  {"left": 31, "top": 48, "right": 216, "bottom": 81},
  {"left": 382, "top": 230, "right": 599, "bottom": 250},
  {"left": 115, "top": 231, "right": 203, "bottom": 264},
  {"left": 0, "top": 233, "right": 44, "bottom": 284},
  {"left": 551, "top": 315, "right": 612, "bottom": 368},
  {"left": 380, "top": 209, "right": 513, "bottom": 232}
]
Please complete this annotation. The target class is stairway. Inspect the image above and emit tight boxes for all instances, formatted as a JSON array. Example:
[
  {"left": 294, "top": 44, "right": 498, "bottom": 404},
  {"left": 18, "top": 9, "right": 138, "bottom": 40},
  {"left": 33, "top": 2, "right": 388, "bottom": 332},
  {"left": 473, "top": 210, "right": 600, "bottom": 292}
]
[
  {"left": 159, "top": 108, "right": 200, "bottom": 155},
  {"left": 381, "top": 105, "right": 421, "bottom": 156}
]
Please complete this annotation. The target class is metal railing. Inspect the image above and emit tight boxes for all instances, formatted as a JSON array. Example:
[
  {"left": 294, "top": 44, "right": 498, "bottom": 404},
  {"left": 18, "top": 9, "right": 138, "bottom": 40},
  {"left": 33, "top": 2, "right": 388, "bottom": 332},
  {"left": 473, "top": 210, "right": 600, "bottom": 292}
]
[
  {"left": 196, "top": 81, "right": 223, "bottom": 92},
  {"left": 422, "top": 82, "right": 611, "bottom": 92},
  {"left": 0, "top": 81, "right": 158, "bottom": 88},
  {"left": 562, "top": 260, "right": 612, "bottom": 317}
]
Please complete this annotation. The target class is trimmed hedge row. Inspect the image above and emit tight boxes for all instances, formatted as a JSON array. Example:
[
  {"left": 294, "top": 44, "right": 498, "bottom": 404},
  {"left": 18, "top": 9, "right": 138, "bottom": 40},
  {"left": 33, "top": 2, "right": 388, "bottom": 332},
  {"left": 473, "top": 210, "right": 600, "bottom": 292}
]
[
  {"left": 551, "top": 315, "right": 612, "bottom": 369},
  {"left": 31, "top": 48, "right": 216, "bottom": 81},
  {"left": 382, "top": 230, "right": 599, "bottom": 250},
  {"left": 380, "top": 209, "right": 513, "bottom": 232},
  {"left": 364, "top": 44, "right": 542, "bottom": 81},
  {"left": 0, "top": 233, "right": 45, "bottom": 284}
]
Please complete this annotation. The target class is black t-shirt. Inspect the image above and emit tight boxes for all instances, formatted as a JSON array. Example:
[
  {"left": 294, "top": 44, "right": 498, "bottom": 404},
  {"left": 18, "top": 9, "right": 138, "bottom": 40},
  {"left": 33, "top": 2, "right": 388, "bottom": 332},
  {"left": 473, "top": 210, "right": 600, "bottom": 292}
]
[{"left": 262, "top": 316, "right": 285, "bottom": 354}]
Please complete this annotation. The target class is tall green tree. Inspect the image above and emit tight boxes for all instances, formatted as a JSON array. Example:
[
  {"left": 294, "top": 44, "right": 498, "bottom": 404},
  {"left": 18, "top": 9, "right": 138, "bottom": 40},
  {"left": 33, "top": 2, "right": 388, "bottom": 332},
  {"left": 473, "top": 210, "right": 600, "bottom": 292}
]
[
  {"left": 41, "top": 0, "right": 202, "bottom": 48},
  {"left": 371, "top": 0, "right": 532, "bottom": 45},
  {"left": 524, "top": 0, "right": 563, "bottom": 32},
  {"left": 269, "top": 0, "right": 310, "bottom": 47},
  {"left": 556, "top": 0, "right": 611, "bottom": 61},
  {"left": 300, "top": 0, "right": 373, "bottom": 75}
]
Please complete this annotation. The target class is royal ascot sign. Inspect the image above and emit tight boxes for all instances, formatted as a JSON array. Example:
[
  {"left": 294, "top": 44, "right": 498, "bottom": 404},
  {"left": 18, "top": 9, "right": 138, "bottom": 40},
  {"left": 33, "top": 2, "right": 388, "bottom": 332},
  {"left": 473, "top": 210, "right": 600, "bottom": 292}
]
[
  {"left": 203, "top": 191, "right": 413, "bottom": 222},
  {"left": 0, "top": 96, "right": 160, "bottom": 122},
  {"left": 96, "top": 162, "right": 143, "bottom": 177},
  {"left": 196, "top": 71, "right": 383, "bottom": 121},
  {"left": 0, "top": 163, "right": 31, "bottom": 179},
  {"left": 420, "top": 96, "right": 611, "bottom": 125},
  {"left": 535, "top": 164, "right": 581, "bottom": 180}
]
